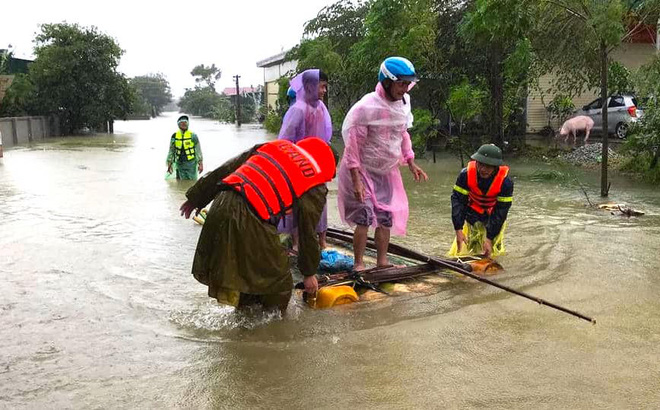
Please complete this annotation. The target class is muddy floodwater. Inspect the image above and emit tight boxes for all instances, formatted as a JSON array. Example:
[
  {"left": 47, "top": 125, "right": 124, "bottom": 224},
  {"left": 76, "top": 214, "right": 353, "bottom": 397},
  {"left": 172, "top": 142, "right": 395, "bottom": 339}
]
[{"left": 2, "top": 112, "right": 660, "bottom": 409}]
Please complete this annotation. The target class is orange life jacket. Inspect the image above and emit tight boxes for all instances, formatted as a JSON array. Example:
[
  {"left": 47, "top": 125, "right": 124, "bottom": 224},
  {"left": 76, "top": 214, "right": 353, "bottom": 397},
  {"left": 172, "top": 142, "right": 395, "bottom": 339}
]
[
  {"left": 222, "top": 138, "right": 334, "bottom": 223},
  {"left": 466, "top": 160, "right": 509, "bottom": 215}
]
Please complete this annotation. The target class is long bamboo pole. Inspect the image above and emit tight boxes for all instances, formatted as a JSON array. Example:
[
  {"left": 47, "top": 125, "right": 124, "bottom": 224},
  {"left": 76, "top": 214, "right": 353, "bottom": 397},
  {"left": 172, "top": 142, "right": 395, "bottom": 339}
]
[
  {"left": 326, "top": 227, "right": 596, "bottom": 324},
  {"left": 318, "top": 263, "right": 437, "bottom": 287}
]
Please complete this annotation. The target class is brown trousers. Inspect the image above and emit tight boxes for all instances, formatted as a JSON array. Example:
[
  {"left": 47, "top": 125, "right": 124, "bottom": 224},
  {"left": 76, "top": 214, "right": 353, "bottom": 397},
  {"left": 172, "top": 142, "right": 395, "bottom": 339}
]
[{"left": 236, "top": 291, "right": 292, "bottom": 312}]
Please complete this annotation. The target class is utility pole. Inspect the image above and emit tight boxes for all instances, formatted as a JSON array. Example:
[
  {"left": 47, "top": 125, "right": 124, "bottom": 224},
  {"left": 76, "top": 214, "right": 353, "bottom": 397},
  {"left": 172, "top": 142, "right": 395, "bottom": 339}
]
[{"left": 233, "top": 75, "right": 241, "bottom": 127}]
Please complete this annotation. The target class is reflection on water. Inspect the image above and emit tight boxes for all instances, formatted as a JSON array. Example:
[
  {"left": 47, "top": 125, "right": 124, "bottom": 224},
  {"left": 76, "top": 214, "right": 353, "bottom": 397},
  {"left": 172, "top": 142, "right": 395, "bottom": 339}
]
[{"left": 2, "top": 112, "right": 660, "bottom": 408}]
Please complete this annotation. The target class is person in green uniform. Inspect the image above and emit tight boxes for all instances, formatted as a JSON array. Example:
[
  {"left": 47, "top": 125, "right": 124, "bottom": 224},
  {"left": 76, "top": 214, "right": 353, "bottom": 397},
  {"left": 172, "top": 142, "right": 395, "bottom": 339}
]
[
  {"left": 179, "top": 137, "right": 337, "bottom": 312},
  {"left": 166, "top": 115, "right": 203, "bottom": 180},
  {"left": 448, "top": 144, "right": 514, "bottom": 258}
]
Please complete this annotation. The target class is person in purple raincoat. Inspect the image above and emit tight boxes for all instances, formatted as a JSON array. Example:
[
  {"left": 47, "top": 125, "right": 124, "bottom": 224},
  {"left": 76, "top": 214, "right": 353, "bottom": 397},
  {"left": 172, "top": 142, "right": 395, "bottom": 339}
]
[{"left": 278, "top": 69, "right": 332, "bottom": 250}]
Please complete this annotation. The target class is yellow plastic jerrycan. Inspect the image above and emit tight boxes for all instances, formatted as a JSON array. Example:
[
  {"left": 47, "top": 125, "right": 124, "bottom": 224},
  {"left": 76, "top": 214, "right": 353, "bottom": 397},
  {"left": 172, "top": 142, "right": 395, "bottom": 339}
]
[{"left": 307, "top": 285, "right": 359, "bottom": 309}]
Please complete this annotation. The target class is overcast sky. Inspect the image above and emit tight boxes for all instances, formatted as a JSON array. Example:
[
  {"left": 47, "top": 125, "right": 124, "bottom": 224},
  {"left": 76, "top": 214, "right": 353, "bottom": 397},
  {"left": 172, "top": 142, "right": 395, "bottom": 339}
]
[{"left": 1, "top": 0, "right": 337, "bottom": 97}]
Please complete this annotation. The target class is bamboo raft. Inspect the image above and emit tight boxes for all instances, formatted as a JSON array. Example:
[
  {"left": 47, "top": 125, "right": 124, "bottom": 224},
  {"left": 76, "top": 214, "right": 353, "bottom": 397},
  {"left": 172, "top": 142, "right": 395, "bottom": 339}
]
[
  {"left": 296, "top": 227, "right": 595, "bottom": 324},
  {"left": 193, "top": 214, "right": 595, "bottom": 323},
  {"left": 294, "top": 227, "right": 504, "bottom": 309}
]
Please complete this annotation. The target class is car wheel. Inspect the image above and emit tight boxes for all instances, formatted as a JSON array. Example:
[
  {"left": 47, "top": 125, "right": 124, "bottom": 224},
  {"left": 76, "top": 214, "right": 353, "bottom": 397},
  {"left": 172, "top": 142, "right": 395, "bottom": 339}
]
[{"left": 615, "top": 122, "right": 627, "bottom": 139}]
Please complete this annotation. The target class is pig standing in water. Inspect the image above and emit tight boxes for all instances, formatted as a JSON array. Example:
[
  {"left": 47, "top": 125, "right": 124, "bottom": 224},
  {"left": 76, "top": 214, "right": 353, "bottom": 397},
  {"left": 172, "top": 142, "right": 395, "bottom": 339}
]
[{"left": 559, "top": 115, "right": 594, "bottom": 144}]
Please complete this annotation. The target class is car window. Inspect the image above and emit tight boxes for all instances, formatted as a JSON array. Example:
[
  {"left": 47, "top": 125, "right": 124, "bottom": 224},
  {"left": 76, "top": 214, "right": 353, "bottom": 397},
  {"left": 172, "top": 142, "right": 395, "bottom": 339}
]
[
  {"left": 585, "top": 98, "right": 602, "bottom": 110},
  {"left": 632, "top": 97, "right": 640, "bottom": 108},
  {"left": 609, "top": 96, "right": 625, "bottom": 107}
]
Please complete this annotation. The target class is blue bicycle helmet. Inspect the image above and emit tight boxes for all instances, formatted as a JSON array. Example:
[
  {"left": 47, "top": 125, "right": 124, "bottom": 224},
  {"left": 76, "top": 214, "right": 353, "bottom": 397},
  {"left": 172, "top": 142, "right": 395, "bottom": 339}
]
[
  {"left": 286, "top": 87, "right": 296, "bottom": 99},
  {"left": 378, "top": 57, "right": 418, "bottom": 83},
  {"left": 286, "top": 87, "right": 296, "bottom": 104}
]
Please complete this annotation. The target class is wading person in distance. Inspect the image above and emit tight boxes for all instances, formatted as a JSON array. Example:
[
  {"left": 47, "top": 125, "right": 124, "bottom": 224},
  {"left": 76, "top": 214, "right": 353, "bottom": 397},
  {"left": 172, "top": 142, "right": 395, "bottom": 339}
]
[{"left": 166, "top": 115, "right": 203, "bottom": 180}]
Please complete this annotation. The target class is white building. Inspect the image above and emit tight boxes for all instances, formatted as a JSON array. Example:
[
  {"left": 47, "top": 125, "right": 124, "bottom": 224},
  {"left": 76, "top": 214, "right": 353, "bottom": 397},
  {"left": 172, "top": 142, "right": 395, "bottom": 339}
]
[{"left": 256, "top": 51, "right": 298, "bottom": 111}]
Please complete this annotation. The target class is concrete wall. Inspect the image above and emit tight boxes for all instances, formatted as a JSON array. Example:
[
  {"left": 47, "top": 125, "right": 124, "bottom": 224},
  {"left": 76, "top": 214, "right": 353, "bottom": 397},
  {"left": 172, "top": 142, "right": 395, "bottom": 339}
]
[
  {"left": 0, "top": 116, "right": 59, "bottom": 148},
  {"left": 264, "top": 60, "right": 297, "bottom": 83},
  {"left": 265, "top": 80, "right": 280, "bottom": 110},
  {"left": 610, "top": 42, "right": 657, "bottom": 69},
  {"left": 526, "top": 43, "right": 657, "bottom": 133},
  {"left": 526, "top": 74, "right": 604, "bottom": 133}
]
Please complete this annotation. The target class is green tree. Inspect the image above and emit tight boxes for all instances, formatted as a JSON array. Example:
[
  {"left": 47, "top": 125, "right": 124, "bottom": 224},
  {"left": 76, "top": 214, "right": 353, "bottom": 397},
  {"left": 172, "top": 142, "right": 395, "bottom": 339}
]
[
  {"left": 214, "top": 94, "right": 259, "bottom": 124},
  {"left": 546, "top": 94, "right": 575, "bottom": 130},
  {"left": 460, "top": 0, "right": 534, "bottom": 147},
  {"left": 191, "top": 64, "right": 221, "bottom": 90},
  {"left": 290, "top": 0, "right": 371, "bottom": 123},
  {"left": 179, "top": 86, "right": 223, "bottom": 117},
  {"left": 532, "top": 0, "right": 660, "bottom": 195},
  {"left": 291, "top": 37, "right": 361, "bottom": 123},
  {"left": 293, "top": 0, "right": 442, "bottom": 129},
  {"left": 293, "top": 37, "right": 343, "bottom": 76},
  {"left": 211, "top": 95, "right": 234, "bottom": 122},
  {"left": 303, "top": 0, "right": 369, "bottom": 54},
  {"left": 179, "top": 63, "right": 225, "bottom": 117},
  {"left": 447, "top": 79, "right": 486, "bottom": 135},
  {"left": 633, "top": 54, "right": 660, "bottom": 98},
  {"left": 1, "top": 50, "right": 38, "bottom": 116},
  {"left": 29, "top": 23, "right": 132, "bottom": 134},
  {"left": 263, "top": 76, "right": 291, "bottom": 134},
  {"left": 294, "top": 0, "right": 540, "bottom": 153},
  {"left": 354, "top": 0, "right": 438, "bottom": 77},
  {"left": 607, "top": 61, "right": 633, "bottom": 95},
  {"left": 622, "top": 55, "right": 660, "bottom": 180},
  {"left": 409, "top": 108, "right": 439, "bottom": 157},
  {"left": 0, "top": 50, "right": 10, "bottom": 74},
  {"left": 129, "top": 73, "right": 172, "bottom": 117},
  {"left": 621, "top": 100, "right": 660, "bottom": 179},
  {"left": 0, "top": 74, "right": 36, "bottom": 117},
  {"left": 447, "top": 79, "right": 487, "bottom": 165},
  {"left": 127, "top": 87, "right": 152, "bottom": 117}
]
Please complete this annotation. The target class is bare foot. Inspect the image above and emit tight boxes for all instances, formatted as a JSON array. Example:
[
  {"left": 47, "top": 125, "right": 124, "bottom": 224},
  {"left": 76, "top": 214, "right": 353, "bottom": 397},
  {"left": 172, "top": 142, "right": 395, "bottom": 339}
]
[
  {"left": 376, "top": 263, "right": 405, "bottom": 269},
  {"left": 319, "top": 239, "right": 327, "bottom": 249},
  {"left": 353, "top": 263, "right": 367, "bottom": 271},
  {"left": 376, "top": 256, "right": 405, "bottom": 268}
]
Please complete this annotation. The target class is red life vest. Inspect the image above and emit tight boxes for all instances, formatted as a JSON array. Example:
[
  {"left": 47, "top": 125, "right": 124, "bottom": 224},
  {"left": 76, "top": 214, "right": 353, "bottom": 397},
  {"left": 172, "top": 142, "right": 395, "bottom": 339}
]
[
  {"left": 466, "top": 160, "right": 509, "bottom": 215},
  {"left": 221, "top": 138, "right": 335, "bottom": 222}
]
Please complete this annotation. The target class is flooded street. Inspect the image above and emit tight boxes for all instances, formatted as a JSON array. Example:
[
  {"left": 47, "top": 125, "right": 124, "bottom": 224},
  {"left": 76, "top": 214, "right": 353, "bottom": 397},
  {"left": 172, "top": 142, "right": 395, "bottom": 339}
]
[{"left": 2, "top": 112, "right": 660, "bottom": 409}]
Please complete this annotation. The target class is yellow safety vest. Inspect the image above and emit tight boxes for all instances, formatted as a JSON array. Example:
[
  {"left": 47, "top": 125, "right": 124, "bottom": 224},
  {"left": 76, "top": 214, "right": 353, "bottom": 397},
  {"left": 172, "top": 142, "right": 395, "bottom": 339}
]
[{"left": 174, "top": 130, "right": 196, "bottom": 161}]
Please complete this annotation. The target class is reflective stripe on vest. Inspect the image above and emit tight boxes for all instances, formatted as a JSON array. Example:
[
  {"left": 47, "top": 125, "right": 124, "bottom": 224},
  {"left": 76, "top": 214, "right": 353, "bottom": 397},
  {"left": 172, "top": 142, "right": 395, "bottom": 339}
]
[
  {"left": 221, "top": 140, "right": 331, "bottom": 222},
  {"left": 453, "top": 184, "right": 469, "bottom": 196},
  {"left": 175, "top": 130, "right": 196, "bottom": 161},
  {"left": 466, "top": 160, "right": 509, "bottom": 215}
]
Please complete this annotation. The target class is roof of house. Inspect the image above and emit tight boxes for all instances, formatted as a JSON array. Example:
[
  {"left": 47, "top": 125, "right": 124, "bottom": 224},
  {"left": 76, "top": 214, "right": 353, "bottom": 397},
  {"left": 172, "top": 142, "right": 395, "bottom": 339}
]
[{"left": 256, "top": 50, "right": 290, "bottom": 68}]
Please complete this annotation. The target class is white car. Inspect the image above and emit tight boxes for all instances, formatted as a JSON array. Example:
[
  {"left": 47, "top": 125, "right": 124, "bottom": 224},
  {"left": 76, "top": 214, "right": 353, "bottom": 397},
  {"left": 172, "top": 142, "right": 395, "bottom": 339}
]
[{"left": 575, "top": 95, "right": 643, "bottom": 139}]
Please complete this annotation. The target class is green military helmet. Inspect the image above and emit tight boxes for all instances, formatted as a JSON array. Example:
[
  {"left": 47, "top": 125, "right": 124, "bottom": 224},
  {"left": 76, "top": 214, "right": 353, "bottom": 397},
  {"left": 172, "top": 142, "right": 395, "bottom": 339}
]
[{"left": 471, "top": 144, "right": 503, "bottom": 166}]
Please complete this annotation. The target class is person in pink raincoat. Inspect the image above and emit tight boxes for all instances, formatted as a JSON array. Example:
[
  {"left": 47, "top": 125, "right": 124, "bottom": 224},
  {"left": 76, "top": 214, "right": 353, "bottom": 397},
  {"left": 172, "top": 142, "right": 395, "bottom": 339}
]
[
  {"left": 338, "top": 57, "right": 428, "bottom": 270},
  {"left": 278, "top": 69, "right": 333, "bottom": 250}
]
